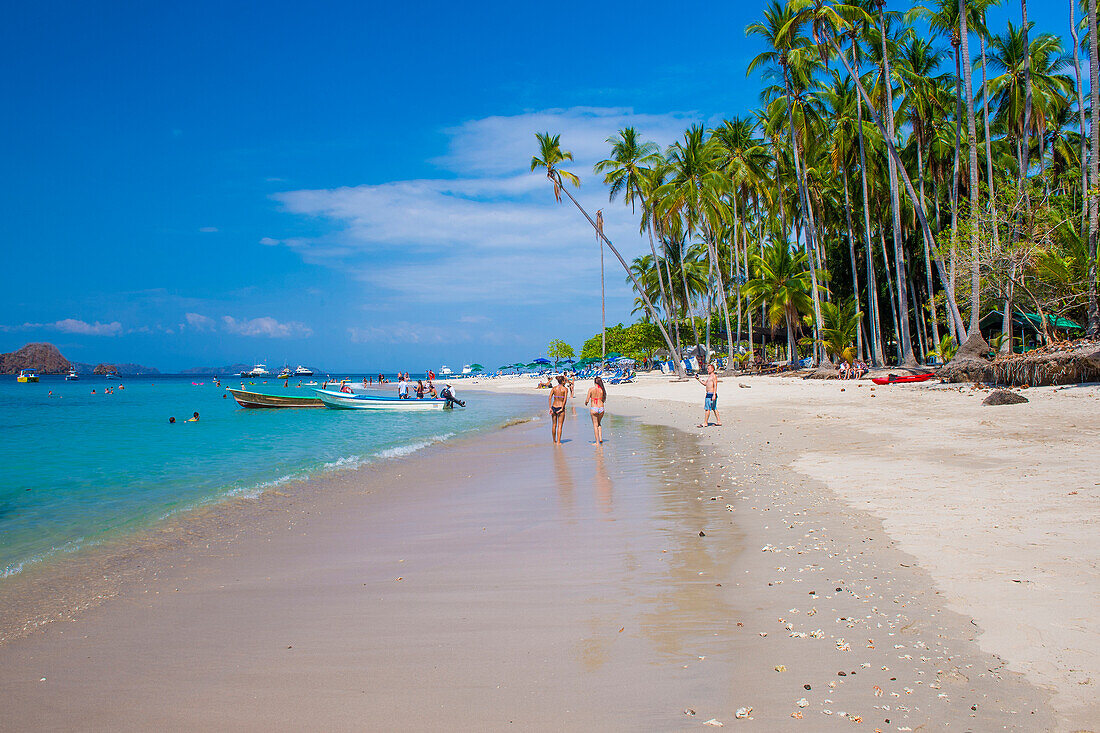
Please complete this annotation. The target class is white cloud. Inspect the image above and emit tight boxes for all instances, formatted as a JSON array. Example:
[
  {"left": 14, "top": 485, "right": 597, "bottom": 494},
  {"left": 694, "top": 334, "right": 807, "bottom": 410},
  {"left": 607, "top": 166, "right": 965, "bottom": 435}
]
[
  {"left": 222, "top": 316, "right": 312, "bottom": 339},
  {"left": 265, "top": 107, "right": 698, "bottom": 308},
  {"left": 259, "top": 237, "right": 281, "bottom": 246},
  {"left": 7, "top": 318, "right": 125, "bottom": 336},
  {"left": 198, "top": 226, "right": 219, "bottom": 233},
  {"left": 184, "top": 313, "right": 215, "bottom": 331}
]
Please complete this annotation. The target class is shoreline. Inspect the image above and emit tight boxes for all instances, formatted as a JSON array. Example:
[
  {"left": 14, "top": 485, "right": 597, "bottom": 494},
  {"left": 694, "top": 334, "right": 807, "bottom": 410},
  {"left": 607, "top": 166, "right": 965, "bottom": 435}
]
[{"left": 0, "top": 373, "right": 1092, "bottom": 729}]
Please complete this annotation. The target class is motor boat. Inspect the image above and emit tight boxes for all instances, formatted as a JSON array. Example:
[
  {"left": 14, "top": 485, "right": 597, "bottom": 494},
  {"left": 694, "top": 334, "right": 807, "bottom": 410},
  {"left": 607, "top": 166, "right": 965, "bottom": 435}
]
[
  {"left": 440, "top": 365, "right": 453, "bottom": 376},
  {"left": 65, "top": 369, "right": 79, "bottom": 381},
  {"left": 16, "top": 369, "right": 39, "bottom": 383},
  {"left": 294, "top": 365, "right": 313, "bottom": 376},
  {"left": 243, "top": 364, "right": 270, "bottom": 377}
]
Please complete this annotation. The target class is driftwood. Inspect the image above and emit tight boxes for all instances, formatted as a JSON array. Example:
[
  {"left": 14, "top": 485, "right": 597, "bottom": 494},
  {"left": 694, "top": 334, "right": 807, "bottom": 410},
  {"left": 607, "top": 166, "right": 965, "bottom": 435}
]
[{"left": 988, "top": 338, "right": 1100, "bottom": 386}]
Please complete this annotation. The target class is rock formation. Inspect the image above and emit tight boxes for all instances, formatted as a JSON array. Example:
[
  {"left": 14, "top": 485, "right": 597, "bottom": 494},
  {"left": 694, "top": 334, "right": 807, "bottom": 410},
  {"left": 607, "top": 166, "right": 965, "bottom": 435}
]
[{"left": 0, "top": 343, "right": 71, "bottom": 374}]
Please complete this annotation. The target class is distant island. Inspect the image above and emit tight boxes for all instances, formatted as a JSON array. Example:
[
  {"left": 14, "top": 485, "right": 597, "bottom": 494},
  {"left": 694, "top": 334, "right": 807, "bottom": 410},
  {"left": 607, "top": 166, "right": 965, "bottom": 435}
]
[{"left": 0, "top": 342, "right": 159, "bottom": 375}]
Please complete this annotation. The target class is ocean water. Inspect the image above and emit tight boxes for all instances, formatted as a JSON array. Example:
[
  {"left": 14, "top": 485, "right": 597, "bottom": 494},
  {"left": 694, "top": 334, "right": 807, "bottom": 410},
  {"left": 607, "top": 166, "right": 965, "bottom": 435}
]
[{"left": 0, "top": 375, "right": 528, "bottom": 580}]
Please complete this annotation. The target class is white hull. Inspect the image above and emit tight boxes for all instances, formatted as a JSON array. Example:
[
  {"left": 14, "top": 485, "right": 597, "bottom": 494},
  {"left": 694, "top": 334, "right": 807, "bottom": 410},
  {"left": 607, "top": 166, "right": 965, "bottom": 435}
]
[{"left": 314, "top": 389, "right": 448, "bottom": 410}]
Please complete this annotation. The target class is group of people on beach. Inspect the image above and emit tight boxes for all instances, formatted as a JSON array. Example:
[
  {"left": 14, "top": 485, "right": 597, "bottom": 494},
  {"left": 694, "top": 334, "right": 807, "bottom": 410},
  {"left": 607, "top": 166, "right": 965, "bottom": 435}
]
[
  {"left": 548, "top": 375, "right": 606, "bottom": 445},
  {"left": 548, "top": 362, "right": 724, "bottom": 444},
  {"left": 395, "top": 374, "right": 439, "bottom": 400},
  {"left": 837, "top": 360, "right": 869, "bottom": 379}
]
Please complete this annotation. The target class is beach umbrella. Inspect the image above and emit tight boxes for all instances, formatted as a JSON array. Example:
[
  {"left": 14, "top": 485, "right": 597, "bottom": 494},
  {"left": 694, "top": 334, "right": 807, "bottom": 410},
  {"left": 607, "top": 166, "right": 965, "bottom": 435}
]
[
  {"left": 532, "top": 358, "right": 551, "bottom": 365},
  {"left": 614, "top": 356, "right": 636, "bottom": 364},
  {"left": 525, "top": 362, "right": 542, "bottom": 368},
  {"left": 604, "top": 352, "right": 622, "bottom": 360},
  {"left": 470, "top": 363, "right": 484, "bottom": 371}
]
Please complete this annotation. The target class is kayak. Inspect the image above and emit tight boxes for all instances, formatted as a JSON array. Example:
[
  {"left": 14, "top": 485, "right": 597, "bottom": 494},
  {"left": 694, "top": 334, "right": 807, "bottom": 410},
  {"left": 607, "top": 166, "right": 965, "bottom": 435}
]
[{"left": 871, "top": 372, "right": 935, "bottom": 385}]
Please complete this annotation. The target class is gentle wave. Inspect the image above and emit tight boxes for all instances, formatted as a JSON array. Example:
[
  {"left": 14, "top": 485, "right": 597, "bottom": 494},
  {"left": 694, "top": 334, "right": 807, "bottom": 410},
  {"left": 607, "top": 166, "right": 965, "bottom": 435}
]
[{"left": 2, "top": 431, "right": 460, "bottom": 580}]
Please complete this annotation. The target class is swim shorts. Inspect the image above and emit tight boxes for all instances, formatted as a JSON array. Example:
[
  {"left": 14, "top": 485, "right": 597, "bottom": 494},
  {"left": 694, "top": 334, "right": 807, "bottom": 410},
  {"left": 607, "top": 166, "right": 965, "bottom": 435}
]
[{"left": 704, "top": 393, "right": 717, "bottom": 411}]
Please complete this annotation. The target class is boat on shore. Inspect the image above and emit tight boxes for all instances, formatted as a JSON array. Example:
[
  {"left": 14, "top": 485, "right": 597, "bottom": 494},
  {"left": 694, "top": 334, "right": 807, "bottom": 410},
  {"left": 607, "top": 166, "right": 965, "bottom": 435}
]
[
  {"left": 871, "top": 372, "right": 934, "bottom": 385},
  {"left": 226, "top": 387, "right": 324, "bottom": 408},
  {"left": 16, "top": 369, "right": 39, "bottom": 383},
  {"left": 314, "top": 388, "right": 455, "bottom": 410}
]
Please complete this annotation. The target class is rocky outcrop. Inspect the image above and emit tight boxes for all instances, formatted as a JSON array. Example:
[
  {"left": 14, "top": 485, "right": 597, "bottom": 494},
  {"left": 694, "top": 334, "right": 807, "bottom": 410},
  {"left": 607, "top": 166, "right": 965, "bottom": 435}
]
[
  {"left": 91, "top": 362, "right": 159, "bottom": 376},
  {"left": 0, "top": 343, "right": 71, "bottom": 374},
  {"left": 982, "top": 389, "right": 1029, "bottom": 406}
]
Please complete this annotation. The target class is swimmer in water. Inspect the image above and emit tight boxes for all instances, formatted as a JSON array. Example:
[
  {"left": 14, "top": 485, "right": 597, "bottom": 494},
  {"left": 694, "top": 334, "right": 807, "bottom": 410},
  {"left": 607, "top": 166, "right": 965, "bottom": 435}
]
[
  {"left": 169, "top": 416, "right": 176, "bottom": 424},
  {"left": 186, "top": 411, "right": 199, "bottom": 422}
]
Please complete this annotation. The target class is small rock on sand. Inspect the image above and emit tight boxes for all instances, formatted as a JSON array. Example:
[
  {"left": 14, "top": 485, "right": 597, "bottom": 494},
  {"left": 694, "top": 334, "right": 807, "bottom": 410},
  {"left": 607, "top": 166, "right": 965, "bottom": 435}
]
[{"left": 982, "top": 389, "right": 1029, "bottom": 406}]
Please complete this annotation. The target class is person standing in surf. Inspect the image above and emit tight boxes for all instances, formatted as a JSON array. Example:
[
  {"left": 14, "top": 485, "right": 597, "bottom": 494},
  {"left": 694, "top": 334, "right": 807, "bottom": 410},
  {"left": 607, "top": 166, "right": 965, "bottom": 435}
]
[
  {"left": 695, "top": 362, "right": 722, "bottom": 427},
  {"left": 549, "top": 375, "right": 569, "bottom": 444},
  {"left": 585, "top": 376, "right": 607, "bottom": 445}
]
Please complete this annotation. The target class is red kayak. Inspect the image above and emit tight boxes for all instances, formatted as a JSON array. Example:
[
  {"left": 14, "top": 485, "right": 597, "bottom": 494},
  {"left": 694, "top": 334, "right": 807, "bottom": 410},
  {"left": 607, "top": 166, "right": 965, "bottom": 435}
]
[{"left": 871, "top": 372, "right": 934, "bottom": 385}]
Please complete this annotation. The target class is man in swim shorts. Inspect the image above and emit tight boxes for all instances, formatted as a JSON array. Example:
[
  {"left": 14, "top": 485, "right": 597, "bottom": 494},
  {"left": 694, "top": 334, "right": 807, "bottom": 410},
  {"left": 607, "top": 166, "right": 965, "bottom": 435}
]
[{"left": 694, "top": 362, "right": 722, "bottom": 427}]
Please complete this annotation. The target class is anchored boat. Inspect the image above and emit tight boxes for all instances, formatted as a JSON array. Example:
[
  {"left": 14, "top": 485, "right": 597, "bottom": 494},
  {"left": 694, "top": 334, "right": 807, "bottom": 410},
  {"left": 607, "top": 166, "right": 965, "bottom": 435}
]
[
  {"left": 226, "top": 387, "right": 324, "bottom": 408},
  {"left": 16, "top": 369, "right": 39, "bottom": 383},
  {"left": 314, "top": 388, "right": 462, "bottom": 411}
]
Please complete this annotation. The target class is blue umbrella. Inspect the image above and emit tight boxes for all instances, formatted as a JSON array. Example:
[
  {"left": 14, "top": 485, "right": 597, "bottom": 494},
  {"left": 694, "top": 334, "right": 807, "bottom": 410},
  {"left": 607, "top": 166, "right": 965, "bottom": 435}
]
[{"left": 532, "top": 358, "right": 551, "bottom": 364}]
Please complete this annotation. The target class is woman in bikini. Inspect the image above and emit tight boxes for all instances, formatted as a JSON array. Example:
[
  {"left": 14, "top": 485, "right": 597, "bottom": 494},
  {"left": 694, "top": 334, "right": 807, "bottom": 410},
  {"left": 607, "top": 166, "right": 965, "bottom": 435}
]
[
  {"left": 549, "top": 375, "right": 569, "bottom": 444},
  {"left": 585, "top": 376, "right": 607, "bottom": 445}
]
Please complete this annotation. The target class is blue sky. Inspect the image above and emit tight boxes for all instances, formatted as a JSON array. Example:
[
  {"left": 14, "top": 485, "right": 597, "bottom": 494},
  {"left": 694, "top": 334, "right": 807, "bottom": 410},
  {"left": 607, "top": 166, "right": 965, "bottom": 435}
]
[{"left": 0, "top": 1, "right": 1076, "bottom": 371}]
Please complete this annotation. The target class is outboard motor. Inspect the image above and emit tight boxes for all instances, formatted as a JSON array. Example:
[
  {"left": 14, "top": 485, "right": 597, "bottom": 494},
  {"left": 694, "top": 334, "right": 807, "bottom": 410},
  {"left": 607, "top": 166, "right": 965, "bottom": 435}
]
[{"left": 440, "top": 385, "right": 465, "bottom": 408}]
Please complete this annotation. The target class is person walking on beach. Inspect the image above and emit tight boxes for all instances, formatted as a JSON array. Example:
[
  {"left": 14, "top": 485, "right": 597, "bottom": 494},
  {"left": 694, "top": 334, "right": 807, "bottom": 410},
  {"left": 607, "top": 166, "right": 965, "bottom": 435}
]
[
  {"left": 695, "top": 363, "right": 722, "bottom": 427},
  {"left": 585, "top": 376, "right": 607, "bottom": 445},
  {"left": 397, "top": 376, "right": 409, "bottom": 399},
  {"left": 549, "top": 375, "right": 569, "bottom": 444}
]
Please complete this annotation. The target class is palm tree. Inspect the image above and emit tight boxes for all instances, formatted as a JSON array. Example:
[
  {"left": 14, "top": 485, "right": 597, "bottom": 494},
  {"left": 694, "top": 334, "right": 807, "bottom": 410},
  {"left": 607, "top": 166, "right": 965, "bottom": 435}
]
[
  {"left": 595, "top": 128, "right": 673, "bottom": 340},
  {"left": 744, "top": 240, "right": 815, "bottom": 366},
  {"left": 531, "top": 132, "right": 686, "bottom": 377},
  {"left": 658, "top": 126, "right": 737, "bottom": 366},
  {"left": 748, "top": 1, "right": 828, "bottom": 364},
  {"left": 818, "top": 298, "right": 863, "bottom": 364},
  {"left": 1089, "top": 0, "right": 1100, "bottom": 337}
]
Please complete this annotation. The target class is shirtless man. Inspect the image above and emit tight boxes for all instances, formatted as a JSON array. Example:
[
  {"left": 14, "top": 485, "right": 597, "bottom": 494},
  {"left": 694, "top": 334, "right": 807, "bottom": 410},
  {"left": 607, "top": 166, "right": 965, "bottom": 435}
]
[
  {"left": 548, "top": 375, "right": 569, "bottom": 444},
  {"left": 694, "top": 362, "right": 722, "bottom": 427}
]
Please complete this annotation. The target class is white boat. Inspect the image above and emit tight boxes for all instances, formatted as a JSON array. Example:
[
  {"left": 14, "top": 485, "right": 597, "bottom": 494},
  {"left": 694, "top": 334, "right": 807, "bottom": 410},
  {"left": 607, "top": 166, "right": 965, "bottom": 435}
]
[
  {"left": 243, "top": 363, "right": 270, "bottom": 377},
  {"left": 104, "top": 372, "right": 119, "bottom": 380},
  {"left": 65, "top": 369, "right": 79, "bottom": 381},
  {"left": 277, "top": 367, "right": 292, "bottom": 379},
  {"left": 295, "top": 365, "right": 313, "bottom": 376},
  {"left": 314, "top": 388, "right": 451, "bottom": 411},
  {"left": 461, "top": 364, "right": 472, "bottom": 375},
  {"left": 440, "top": 365, "right": 453, "bottom": 376}
]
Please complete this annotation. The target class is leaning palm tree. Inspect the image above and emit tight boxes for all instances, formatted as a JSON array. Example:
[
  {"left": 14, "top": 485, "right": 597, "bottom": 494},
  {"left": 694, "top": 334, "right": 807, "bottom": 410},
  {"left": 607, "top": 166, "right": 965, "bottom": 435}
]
[
  {"left": 1090, "top": 0, "right": 1100, "bottom": 337},
  {"left": 531, "top": 132, "right": 686, "bottom": 377},
  {"left": 595, "top": 128, "right": 673, "bottom": 339},
  {"left": 743, "top": 240, "right": 815, "bottom": 366}
]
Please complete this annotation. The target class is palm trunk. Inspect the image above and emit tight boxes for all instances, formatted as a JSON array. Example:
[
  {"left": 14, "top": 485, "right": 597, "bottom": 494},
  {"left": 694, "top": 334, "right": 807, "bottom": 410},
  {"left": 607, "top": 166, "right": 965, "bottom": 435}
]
[
  {"left": 878, "top": 6, "right": 916, "bottom": 365},
  {"left": 958, "top": 0, "right": 986, "bottom": 348},
  {"left": 555, "top": 181, "right": 686, "bottom": 377},
  {"left": 980, "top": 30, "right": 1000, "bottom": 255},
  {"left": 917, "top": 138, "right": 941, "bottom": 352},
  {"left": 1089, "top": 0, "right": 1100, "bottom": 337},
  {"left": 646, "top": 215, "right": 673, "bottom": 340},
  {"left": 706, "top": 229, "right": 737, "bottom": 372},
  {"left": 834, "top": 35, "right": 968, "bottom": 341},
  {"left": 1020, "top": 0, "right": 1033, "bottom": 203},
  {"left": 841, "top": 173, "right": 865, "bottom": 360},
  {"left": 783, "top": 66, "right": 826, "bottom": 366},
  {"left": 1070, "top": 0, "right": 1089, "bottom": 228},
  {"left": 880, "top": 226, "right": 902, "bottom": 363},
  {"left": 855, "top": 70, "right": 885, "bottom": 366}
]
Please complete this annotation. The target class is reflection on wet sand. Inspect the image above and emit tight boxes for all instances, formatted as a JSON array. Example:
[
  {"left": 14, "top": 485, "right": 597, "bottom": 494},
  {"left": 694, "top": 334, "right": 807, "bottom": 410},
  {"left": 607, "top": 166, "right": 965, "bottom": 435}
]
[
  {"left": 552, "top": 444, "right": 575, "bottom": 518},
  {"left": 593, "top": 446, "right": 613, "bottom": 514}
]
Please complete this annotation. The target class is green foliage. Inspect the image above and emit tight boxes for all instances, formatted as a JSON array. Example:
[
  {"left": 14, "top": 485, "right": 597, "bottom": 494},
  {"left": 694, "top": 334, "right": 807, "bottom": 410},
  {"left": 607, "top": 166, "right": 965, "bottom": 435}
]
[
  {"left": 818, "top": 299, "right": 863, "bottom": 363},
  {"left": 580, "top": 322, "right": 663, "bottom": 360},
  {"left": 927, "top": 335, "right": 958, "bottom": 364},
  {"left": 547, "top": 339, "right": 575, "bottom": 362}
]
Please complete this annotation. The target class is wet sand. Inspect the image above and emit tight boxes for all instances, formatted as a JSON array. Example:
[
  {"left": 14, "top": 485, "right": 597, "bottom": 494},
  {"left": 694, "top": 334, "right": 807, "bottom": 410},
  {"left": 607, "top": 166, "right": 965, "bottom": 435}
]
[{"left": 0, "top": 394, "right": 1067, "bottom": 730}]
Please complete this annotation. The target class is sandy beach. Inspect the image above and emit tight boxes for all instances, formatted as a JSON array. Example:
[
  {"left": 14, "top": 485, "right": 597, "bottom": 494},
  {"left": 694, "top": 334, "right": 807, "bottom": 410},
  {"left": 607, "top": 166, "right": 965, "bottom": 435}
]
[{"left": 0, "top": 373, "right": 1096, "bottom": 731}]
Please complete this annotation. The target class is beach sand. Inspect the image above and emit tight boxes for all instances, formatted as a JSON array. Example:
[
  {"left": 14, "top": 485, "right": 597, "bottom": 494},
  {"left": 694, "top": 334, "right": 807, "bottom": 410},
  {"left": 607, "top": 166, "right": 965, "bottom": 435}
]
[
  {"left": 474, "top": 371, "right": 1100, "bottom": 731},
  {"left": 0, "top": 374, "right": 1094, "bottom": 731}
]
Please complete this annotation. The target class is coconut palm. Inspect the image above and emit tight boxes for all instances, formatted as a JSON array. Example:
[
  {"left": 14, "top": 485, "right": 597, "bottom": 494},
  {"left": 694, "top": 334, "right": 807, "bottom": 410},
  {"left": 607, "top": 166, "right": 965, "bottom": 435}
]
[
  {"left": 818, "top": 298, "right": 863, "bottom": 363},
  {"left": 531, "top": 132, "right": 686, "bottom": 377},
  {"left": 744, "top": 240, "right": 815, "bottom": 366}
]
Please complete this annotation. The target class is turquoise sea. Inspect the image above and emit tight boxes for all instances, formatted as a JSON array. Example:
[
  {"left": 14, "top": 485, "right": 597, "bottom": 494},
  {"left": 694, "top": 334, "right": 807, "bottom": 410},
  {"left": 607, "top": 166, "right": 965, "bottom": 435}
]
[{"left": 0, "top": 374, "right": 528, "bottom": 580}]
